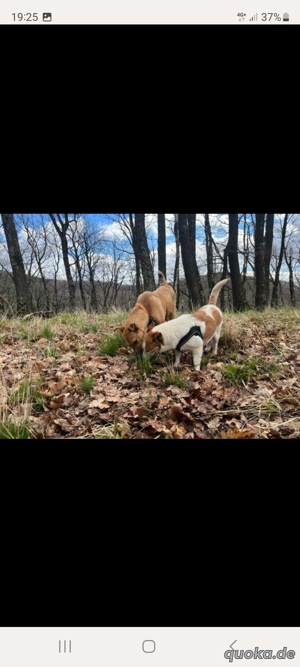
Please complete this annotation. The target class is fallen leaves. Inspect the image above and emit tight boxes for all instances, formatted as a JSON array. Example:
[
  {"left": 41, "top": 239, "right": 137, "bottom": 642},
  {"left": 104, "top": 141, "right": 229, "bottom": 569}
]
[
  {"left": 217, "top": 427, "right": 257, "bottom": 439},
  {"left": 1, "top": 310, "right": 300, "bottom": 439}
]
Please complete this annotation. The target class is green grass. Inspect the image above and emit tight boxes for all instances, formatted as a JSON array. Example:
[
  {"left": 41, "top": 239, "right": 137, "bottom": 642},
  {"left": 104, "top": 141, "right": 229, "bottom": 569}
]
[
  {"left": 134, "top": 355, "right": 153, "bottom": 377},
  {"left": 8, "top": 378, "right": 44, "bottom": 409},
  {"left": 99, "top": 330, "right": 127, "bottom": 355},
  {"left": 95, "top": 415, "right": 131, "bottom": 439},
  {"left": 263, "top": 398, "right": 282, "bottom": 417},
  {"left": 222, "top": 357, "right": 280, "bottom": 386},
  {"left": 258, "top": 360, "right": 280, "bottom": 375},
  {"left": 40, "top": 325, "right": 53, "bottom": 340},
  {"left": 8, "top": 379, "right": 32, "bottom": 406},
  {"left": 20, "top": 327, "right": 30, "bottom": 340},
  {"left": 59, "top": 310, "right": 128, "bottom": 331},
  {"left": 44, "top": 345, "right": 59, "bottom": 358},
  {"left": 0, "top": 420, "right": 31, "bottom": 439},
  {"left": 163, "top": 372, "right": 186, "bottom": 388},
  {"left": 81, "top": 374, "right": 95, "bottom": 394},
  {"left": 222, "top": 359, "right": 257, "bottom": 386}
]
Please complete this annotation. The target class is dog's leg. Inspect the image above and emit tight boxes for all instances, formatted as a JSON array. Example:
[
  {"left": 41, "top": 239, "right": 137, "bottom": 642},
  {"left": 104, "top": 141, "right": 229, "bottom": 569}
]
[
  {"left": 211, "top": 325, "right": 222, "bottom": 354},
  {"left": 192, "top": 347, "right": 203, "bottom": 371},
  {"left": 174, "top": 350, "right": 181, "bottom": 367}
]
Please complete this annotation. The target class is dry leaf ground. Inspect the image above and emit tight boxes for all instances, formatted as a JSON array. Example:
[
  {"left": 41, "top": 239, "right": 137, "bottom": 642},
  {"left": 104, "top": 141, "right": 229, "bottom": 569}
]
[{"left": 1, "top": 308, "right": 300, "bottom": 439}]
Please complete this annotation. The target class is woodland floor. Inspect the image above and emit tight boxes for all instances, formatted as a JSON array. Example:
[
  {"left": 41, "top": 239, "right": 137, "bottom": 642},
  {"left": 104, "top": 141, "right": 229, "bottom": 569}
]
[{"left": 1, "top": 308, "right": 300, "bottom": 439}]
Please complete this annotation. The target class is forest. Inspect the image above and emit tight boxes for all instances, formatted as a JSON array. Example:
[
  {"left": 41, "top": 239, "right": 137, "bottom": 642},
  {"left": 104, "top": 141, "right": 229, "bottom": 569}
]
[
  {"left": 1, "top": 214, "right": 299, "bottom": 315},
  {"left": 0, "top": 213, "right": 299, "bottom": 440}
]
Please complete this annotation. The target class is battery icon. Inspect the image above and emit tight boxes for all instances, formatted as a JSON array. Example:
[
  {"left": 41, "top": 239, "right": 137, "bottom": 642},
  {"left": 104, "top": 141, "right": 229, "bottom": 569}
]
[{"left": 283, "top": 12, "right": 289, "bottom": 20}]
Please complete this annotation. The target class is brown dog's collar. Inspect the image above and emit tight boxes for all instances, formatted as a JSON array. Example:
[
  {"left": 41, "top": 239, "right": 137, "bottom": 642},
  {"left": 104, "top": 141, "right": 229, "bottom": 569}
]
[
  {"left": 135, "top": 302, "right": 158, "bottom": 328},
  {"left": 135, "top": 302, "right": 149, "bottom": 317}
]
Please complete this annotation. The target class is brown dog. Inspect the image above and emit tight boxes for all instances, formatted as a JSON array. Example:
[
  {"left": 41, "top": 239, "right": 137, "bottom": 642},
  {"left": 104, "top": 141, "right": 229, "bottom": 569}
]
[{"left": 115, "top": 271, "right": 176, "bottom": 352}]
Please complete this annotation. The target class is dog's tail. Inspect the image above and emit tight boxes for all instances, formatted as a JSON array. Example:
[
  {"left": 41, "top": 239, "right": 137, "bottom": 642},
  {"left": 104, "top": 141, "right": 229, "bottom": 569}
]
[
  {"left": 209, "top": 278, "right": 229, "bottom": 305},
  {"left": 158, "top": 270, "right": 167, "bottom": 285}
]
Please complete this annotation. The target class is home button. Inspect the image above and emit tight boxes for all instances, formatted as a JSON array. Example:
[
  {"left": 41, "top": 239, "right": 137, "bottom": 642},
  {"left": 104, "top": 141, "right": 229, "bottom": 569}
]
[{"left": 142, "top": 640, "right": 156, "bottom": 653}]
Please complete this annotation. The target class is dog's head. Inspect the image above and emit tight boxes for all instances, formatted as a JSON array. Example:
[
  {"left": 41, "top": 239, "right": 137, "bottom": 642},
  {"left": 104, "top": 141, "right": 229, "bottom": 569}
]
[
  {"left": 142, "top": 329, "right": 164, "bottom": 354},
  {"left": 115, "top": 323, "right": 146, "bottom": 353}
]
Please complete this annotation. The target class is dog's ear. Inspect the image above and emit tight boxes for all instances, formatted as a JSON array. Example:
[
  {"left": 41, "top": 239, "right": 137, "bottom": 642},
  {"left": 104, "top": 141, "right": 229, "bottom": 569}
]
[
  {"left": 153, "top": 332, "right": 163, "bottom": 342},
  {"left": 114, "top": 326, "right": 125, "bottom": 333},
  {"left": 128, "top": 323, "right": 138, "bottom": 332},
  {"left": 147, "top": 321, "right": 156, "bottom": 332}
]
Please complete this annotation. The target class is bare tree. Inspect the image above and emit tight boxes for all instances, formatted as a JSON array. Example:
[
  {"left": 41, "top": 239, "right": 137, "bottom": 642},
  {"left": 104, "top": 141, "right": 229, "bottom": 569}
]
[
  {"left": 97, "top": 249, "right": 126, "bottom": 311},
  {"left": 116, "top": 214, "right": 142, "bottom": 297},
  {"left": 173, "top": 214, "right": 180, "bottom": 309},
  {"left": 18, "top": 214, "right": 51, "bottom": 311},
  {"left": 271, "top": 214, "right": 289, "bottom": 307},
  {"left": 67, "top": 217, "right": 88, "bottom": 311},
  {"left": 1, "top": 213, "right": 31, "bottom": 314},
  {"left": 187, "top": 213, "right": 196, "bottom": 256},
  {"left": 227, "top": 214, "right": 246, "bottom": 311},
  {"left": 81, "top": 226, "right": 101, "bottom": 312},
  {"left": 134, "top": 213, "right": 155, "bottom": 291},
  {"left": 254, "top": 213, "right": 267, "bottom": 309},
  {"left": 284, "top": 247, "right": 296, "bottom": 307},
  {"left": 264, "top": 213, "right": 274, "bottom": 305},
  {"left": 204, "top": 213, "right": 214, "bottom": 291},
  {"left": 253, "top": 213, "right": 275, "bottom": 309},
  {"left": 241, "top": 214, "right": 250, "bottom": 288},
  {"left": 178, "top": 213, "right": 204, "bottom": 309},
  {"left": 157, "top": 213, "right": 166, "bottom": 278},
  {"left": 49, "top": 242, "right": 61, "bottom": 313},
  {"left": 48, "top": 214, "right": 77, "bottom": 310}
]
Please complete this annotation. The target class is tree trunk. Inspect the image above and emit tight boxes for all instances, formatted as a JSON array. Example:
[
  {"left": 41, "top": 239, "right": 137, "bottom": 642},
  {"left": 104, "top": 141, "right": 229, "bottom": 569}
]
[
  {"left": 1, "top": 213, "right": 31, "bottom": 314},
  {"left": 173, "top": 214, "right": 180, "bottom": 310},
  {"left": 228, "top": 213, "right": 246, "bottom": 311},
  {"left": 61, "top": 232, "right": 76, "bottom": 310},
  {"left": 187, "top": 213, "right": 196, "bottom": 257},
  {"left": 271, "top": 214, "right": 288, "bottom": 307},
  {"left": 242, "top": 214, "right": 249, "bottom": 287},
  {"left": 128, "top": 213, "right": 142, "bottom": 297},
  {"left": 285, "top": 252, "right": 296, "bottom": 307},
  {"left": 72, "top": 248, "right": 87, "bottom": 310},
  {"left": 88, "top": 266, "right": 98, "bottom": 312},
  {"left": 49, "top": 214, "right": 76, "bottom": 310},
  {"left": 264, "top": 213, "right": 274, "bottom": 305},
  {"left": 219, "top": 245, "right": 229, "bottom": 312},
  {"left": 157, "top": 213, "right": 166, "bottom": 279},
  {"left": 204, "top": 213, "right": 214, "bottom": 291},
  {"left": 178, "top": 213, "right": 204, "bottom": 309},
  {"left": 254, "top": 213, "right": 266, "bottom": 310},
  {"left": 134, "top": 213, "right": 155, "bottom": 291},
  {"left": 39, "top": 273, "right": 50, "bottom": 312}
]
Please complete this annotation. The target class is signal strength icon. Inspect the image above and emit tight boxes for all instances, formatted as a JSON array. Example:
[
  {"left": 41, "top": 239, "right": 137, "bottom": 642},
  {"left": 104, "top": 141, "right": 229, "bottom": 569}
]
[{"left": 249, "top": 12, "right": 258, "bottom": 19}]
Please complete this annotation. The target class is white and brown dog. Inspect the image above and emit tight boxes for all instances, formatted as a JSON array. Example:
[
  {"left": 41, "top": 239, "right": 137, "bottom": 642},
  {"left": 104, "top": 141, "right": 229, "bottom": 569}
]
[
  {"left": 142, "top": 278, "right": 229, "bottom": 370},
  {"left": 115, "top": 271, "right": 176, "bottom": 353}
]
